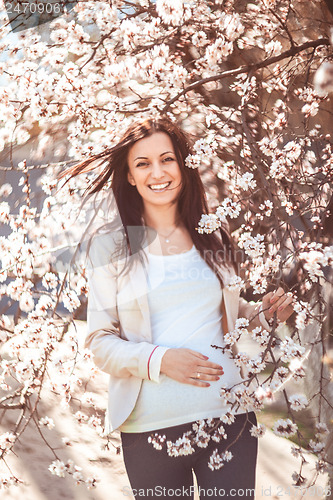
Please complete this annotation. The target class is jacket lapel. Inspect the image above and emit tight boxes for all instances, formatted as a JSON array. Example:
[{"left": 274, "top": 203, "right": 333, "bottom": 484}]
[
  {"left": 217, "top": 263, "right": 239, "bottom": 335},
  {"left": 128, "top": 230, "right": 153, "bottom": 341},
  {"left": 128, "top": 258, "right": 152, "bottom": 340}
]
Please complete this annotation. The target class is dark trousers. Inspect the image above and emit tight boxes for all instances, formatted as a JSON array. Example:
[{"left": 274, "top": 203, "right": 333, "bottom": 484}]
[{"left": 120, "top": 411, "right": 258, "bottom": 499}]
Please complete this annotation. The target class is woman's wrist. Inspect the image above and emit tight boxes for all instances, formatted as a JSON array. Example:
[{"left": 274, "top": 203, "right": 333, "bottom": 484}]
[
  {"left": 149, "top": 346, "right": 171, "bottom": 382},
  {"left": 147, "top": 346, "right": 159, "bottom": 380}
]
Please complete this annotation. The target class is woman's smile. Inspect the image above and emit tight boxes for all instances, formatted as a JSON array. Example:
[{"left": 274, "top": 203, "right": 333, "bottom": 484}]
[{"left": 148, "top": 181, "right": 172, "bottom": 192}]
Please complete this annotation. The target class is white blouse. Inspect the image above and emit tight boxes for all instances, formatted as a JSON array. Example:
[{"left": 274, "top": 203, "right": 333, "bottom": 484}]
[{"left": 119, "top": 245, "right": 246, "bottom": 433}]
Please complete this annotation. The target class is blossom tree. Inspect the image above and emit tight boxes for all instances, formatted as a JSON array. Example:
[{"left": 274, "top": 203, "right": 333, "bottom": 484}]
[{"left": 0, "top": 0, "right": 332, "bottom": 495}]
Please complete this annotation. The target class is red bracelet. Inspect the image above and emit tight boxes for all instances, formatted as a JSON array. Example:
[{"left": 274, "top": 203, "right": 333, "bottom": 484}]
[{"left": 147, "top": 346, "right": 159, "bottom": 380}]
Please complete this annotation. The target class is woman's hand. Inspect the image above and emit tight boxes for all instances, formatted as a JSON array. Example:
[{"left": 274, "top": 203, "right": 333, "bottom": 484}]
[
  {"left": 160, "top": 348, "right": 224, "bottom": 387},
  {"left": 262, "top": 287, "right": 295, "bottom": 325}
]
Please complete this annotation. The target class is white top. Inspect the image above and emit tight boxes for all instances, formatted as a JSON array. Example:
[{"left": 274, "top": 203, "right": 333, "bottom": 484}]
[{"left": 119, "top": 245, "right": 246, "bottom": 433}]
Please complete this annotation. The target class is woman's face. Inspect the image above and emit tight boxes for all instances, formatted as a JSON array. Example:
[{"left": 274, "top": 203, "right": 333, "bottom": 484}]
[{"left": 127, "top": 131, "right": 183, "bottom": 211}]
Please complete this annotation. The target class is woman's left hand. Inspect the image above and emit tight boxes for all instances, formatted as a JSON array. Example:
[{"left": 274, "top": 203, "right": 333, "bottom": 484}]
[{"left": 262, "top": 287, "right": 295, "bottom": 325}]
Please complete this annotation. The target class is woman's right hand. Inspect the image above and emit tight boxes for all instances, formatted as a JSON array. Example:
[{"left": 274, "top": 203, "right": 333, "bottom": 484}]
[{"left": 160, "top": 348, "right": 224, "bottom": 387}]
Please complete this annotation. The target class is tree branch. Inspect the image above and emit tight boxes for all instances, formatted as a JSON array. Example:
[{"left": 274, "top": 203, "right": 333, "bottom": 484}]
[{"left": 163, "top": 38, "right": 330, "bottom": 111}]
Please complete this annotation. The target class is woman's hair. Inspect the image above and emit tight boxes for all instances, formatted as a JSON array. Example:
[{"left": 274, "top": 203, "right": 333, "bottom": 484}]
[{"left": 59, "top": 115, "right": 238, "bottom": 286}]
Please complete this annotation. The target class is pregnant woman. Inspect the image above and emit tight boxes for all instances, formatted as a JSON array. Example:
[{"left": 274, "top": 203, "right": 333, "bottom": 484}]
[{"left": 63, "top": 116, "right": 294, "bottom": 499}]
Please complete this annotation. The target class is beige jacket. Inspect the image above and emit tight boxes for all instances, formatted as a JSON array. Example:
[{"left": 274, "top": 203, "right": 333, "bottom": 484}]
[{"left": 85, "top": 230, "right": 271, "bottom": 434}]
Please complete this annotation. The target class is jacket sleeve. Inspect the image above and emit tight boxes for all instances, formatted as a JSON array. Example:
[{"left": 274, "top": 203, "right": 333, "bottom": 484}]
[
  {"left": 85, "top": 235, "right": 169, "bottom": 382},
  {"left": 238, "top": 296, "right": 271, "bottom": 331}
]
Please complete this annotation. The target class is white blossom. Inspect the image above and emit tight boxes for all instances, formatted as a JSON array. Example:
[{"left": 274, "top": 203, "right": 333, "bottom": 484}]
[
  {"left": 280, "top": 336, "right": 305, "bottom": 362},
  {"left": 314, "top": 460, "right": 330, "bottom": 474},
  {"left": 85, "top": 476, "right": 98, "bottom": 489},
  {"left": 299, "top": 249, "right": 330, "bottom": 282},
  {"left": 273, "top": 419, "right": 298, "bottom": 437},
  {"left": 220, "top": 411, "right": 236, "bottom": 425},
  {"left": 208, "top": 449, "right": 233, "bottom": 471},
  {"left": 62, "top": 288, "right": 80, "bottom": 312},
  {"left": 156, "top": 0, "right": 184, "bottom": 26},
  {"left": 309, "top": 440, "right": 325, "bottom": 453},
  {"left": 238, "top": 232, "right": 265, "bottom": 259},
  {"left": 0, "top": 184, "right": 13, "bottom": 197},
  {"left": 273, "top": 366, "right": 289, "bottom": 383},
  {"left": 62, "top": 436, "right": 72, "bottom": 446},
  {"left": 167, "top": 432, "right": 195, "bottom": 457},
  {"left": 291, "top": 471, "right": 306, "bottom": 485},
  {"left": 265, "top": 39, "right": 282, "bottom": 56},
  {"left": 258, "top": 200, "right": 274, "bottom": 217},
  {"left": 255, "top": 385, "right": 274, "bottom": 403},
  {"left": 205, "top": 38, "right": 233, "bottom": 67},
  {"left": 0, "top": 202, "right": 10, "bottom": 224},
  {"left": 185, "top": 153, "right": 203, "bottom": 169},
  {"left": 73, "top": 471, "right": 84, "bottom": 484},
  {"left": 148, "top": 433, "right": 166, "bottom": 451},
  {"left": 194, "top": 429, "right": 211, "bottom": 448},
  {"left": 42, "top": 273, "right": 59, "bottom": 290},
  {"left": 216, "top": 198, "right": 241, "bottom": 221},
  {"left": 226, "top": 275, "right": 245, "bottom": 292},
  {"left": 49, "top": 460, "right": 66, "bottom": 477},
  {"left": 290, "top": 445, "right": 302, "bottom": 458},
  {"left": 237, "top": 172, "right": 257, "bottom": 190},
  {"left": 216, "top": 13, "right": 244, "bottom": 41},
  {"left": 0, "top": 432, "right": 16, "bottom": 451},
  {"left": 19, "top": 292, "right": 35, "bottom": 313},
  {"left": 192, "top": 31, "right": 208, "bottom": 48},
  {"left": 250, "top": 327, "right": 270, "bottom": 347},
  {"left": 196, "top": 214, "right": 220, "bottom": 234},
  {"left": 39, "top": 416, "right": 55, "bottom": 430},
  {"left": 36, "top": 295, "right": 55, "bottom": 315},
  {"left": 315, "top": 423, "right": 329, "bottom": 437},
  {"left": 288, "top": 394, "right": 308, "bottom": 411},
  {"left": 74, "top": 411, "right": 89, "bottom": 423},
  {"left": 246, "top": 355, "right": 266, "bottom": 374},
  {"left": 250, "top": 423, "right": 266, "bottom": 438}
]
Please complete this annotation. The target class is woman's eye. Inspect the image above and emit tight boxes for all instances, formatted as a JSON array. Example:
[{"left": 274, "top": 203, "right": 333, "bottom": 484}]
[{"left": 136, "top": 158, "right": 174, "bottom": 167}]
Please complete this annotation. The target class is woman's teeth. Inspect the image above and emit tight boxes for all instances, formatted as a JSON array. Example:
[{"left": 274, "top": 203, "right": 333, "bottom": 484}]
[{"left": 149, "top": 182, "right": 171, "bottom": 191}]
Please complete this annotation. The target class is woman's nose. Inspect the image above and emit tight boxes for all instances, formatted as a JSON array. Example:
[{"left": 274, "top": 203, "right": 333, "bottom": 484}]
[{"left": 151, "top": 162, "right": 164, "bottom": 179}]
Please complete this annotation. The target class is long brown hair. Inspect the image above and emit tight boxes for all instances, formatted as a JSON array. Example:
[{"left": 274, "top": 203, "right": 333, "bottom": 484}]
[{"left": 59, "top": 116, "right": 237, "bottom": 286}]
